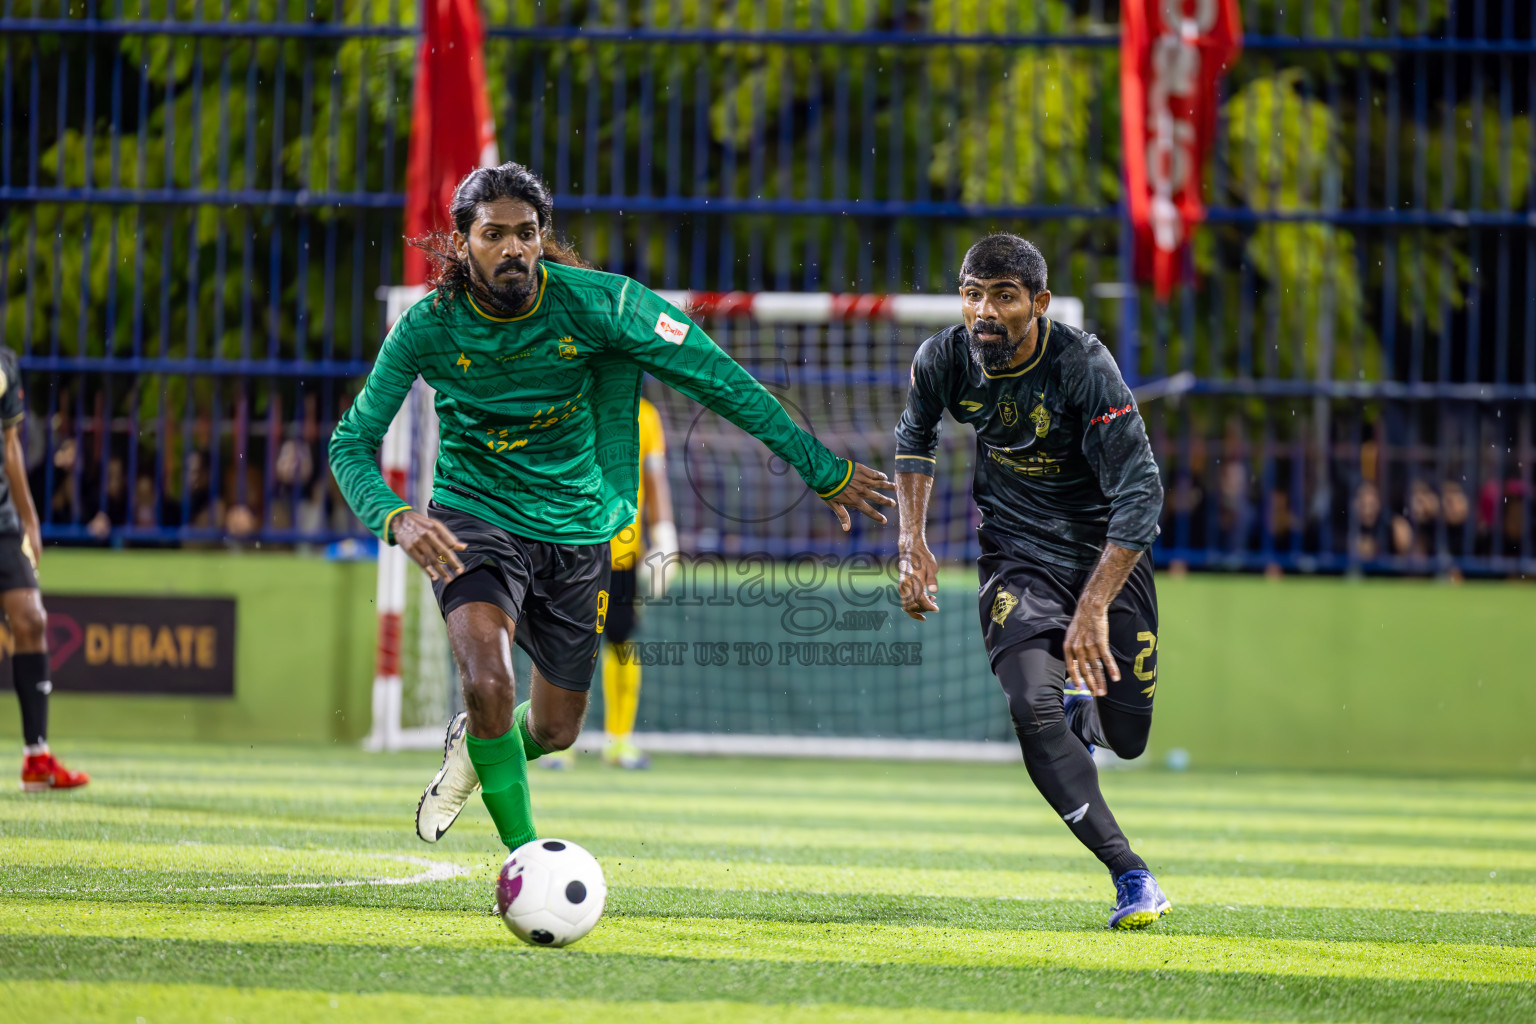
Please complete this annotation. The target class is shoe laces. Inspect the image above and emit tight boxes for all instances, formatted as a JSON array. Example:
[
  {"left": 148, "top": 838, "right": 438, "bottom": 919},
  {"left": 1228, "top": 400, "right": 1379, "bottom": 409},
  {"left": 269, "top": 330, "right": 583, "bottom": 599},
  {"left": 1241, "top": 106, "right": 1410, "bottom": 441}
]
[{"left": 1115, "top": 869, "right": 1152, "bottom": 904}]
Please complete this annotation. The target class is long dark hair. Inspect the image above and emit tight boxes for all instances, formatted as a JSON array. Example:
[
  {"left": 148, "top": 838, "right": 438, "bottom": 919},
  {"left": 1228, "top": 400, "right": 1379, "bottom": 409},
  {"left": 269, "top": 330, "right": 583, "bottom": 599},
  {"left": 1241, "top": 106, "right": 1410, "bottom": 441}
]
[{"left": 408, "top": 161, "right": 589, "bottom": 306}]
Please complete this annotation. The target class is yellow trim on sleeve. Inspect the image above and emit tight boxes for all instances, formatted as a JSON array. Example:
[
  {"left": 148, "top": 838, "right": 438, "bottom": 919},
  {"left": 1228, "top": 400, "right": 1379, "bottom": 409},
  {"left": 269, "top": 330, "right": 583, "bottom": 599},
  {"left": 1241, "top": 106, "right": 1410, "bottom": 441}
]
[
  {"left": 382, "top": 504, "right": 413, "bottom": 544},
  {"left": 895, "top": 454, "right": 937, "bottom": 463},
  {"left": 980, "top": 318, "right": 1052, "bottom": 379},
  {"left": 466, "top": 264, "right": 548, "bottom": 323},
  {"left": 816, "top": 459, "right": 856, "bottom": 499}
]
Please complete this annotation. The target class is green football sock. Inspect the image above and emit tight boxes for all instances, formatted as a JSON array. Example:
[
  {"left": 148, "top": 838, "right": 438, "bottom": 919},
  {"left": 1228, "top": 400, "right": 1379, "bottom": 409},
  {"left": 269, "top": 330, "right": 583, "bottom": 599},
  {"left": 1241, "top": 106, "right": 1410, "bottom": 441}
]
[
  {"left": 465, "top": 728, "right": 537, "bottom": 851},
  {"left": 514, "top": 700, "right": 548, "bottom": 762}
]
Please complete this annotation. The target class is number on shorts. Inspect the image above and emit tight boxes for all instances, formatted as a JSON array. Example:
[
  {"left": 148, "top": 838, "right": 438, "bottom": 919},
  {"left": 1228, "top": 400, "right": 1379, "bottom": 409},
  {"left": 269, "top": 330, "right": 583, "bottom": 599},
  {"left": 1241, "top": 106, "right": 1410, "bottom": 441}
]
[
  {"left": 1133, "top": 630, "right": 1157, "bottom": 682},
  {"left": 594, "top": 590, "right": 609, "bottom": 634}
]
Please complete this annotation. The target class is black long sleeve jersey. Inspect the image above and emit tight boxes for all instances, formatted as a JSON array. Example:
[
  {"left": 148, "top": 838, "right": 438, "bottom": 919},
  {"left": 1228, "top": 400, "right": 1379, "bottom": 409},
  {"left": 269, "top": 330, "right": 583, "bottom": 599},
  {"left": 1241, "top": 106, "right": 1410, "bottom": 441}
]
[{"left": 894, "top": 317, "right": 1164, "bottom": 570}]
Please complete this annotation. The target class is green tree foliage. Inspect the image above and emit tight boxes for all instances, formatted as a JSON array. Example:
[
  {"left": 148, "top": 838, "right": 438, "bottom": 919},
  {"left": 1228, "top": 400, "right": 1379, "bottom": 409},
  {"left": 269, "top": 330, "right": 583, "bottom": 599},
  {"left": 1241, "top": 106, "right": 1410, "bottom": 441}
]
[{"left": 3, "top": 0, "right": 1529, "bottom": 388}]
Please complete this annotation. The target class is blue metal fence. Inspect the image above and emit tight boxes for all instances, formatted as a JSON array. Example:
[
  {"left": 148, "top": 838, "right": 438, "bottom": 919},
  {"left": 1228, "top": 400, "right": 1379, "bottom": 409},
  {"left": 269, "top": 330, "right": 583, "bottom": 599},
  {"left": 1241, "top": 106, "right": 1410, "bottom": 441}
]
[{"left": 0, "top": 0, "right": 1532, "bottom": 574}]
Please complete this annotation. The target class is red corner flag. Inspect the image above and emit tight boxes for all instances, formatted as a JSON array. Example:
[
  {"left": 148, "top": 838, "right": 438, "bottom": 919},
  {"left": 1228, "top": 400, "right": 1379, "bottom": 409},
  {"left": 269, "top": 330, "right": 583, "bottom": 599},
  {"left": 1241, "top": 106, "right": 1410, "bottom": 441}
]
[
  {"left": 1121, "top": 0, "right": 1242, "bottom": 299},
  {"left": 402, "top": 0, "right": 499, "bottom": 286}
]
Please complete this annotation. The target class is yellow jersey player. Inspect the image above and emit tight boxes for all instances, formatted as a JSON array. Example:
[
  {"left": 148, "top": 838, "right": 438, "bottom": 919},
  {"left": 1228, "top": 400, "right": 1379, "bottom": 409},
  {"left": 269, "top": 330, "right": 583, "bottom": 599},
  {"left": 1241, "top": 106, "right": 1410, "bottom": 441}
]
[{"left": 542, "top": 397, "right": 673, "bottom": 770}]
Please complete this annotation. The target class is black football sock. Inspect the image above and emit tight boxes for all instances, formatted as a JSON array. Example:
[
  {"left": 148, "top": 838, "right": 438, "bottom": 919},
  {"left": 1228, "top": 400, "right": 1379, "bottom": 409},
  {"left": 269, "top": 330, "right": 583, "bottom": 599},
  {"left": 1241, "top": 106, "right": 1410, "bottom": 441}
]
[
  {"left": 1065, "top": 692, "right": 1107, "bottom": 749},
  {"left": 13, "top": 652, "right": 50, "bottom": 748},
  {"left": 997, "top": 642, "right": 1146, "bottom": 878}
]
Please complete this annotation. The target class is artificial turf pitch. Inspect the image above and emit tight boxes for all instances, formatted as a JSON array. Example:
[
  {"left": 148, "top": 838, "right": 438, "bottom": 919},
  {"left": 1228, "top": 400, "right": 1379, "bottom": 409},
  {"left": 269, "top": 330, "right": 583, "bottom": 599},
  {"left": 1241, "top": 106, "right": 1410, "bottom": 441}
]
[{"left": 0, "top": 743, "right": 1531, "bottom": 1022}]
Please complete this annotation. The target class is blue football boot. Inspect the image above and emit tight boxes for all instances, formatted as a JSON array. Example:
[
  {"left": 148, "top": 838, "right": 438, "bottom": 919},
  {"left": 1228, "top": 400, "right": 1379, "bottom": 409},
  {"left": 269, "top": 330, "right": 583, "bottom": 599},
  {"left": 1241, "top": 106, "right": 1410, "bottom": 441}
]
[{"left": 1108, "top": 869, "right": 1172, "bottom": 930}]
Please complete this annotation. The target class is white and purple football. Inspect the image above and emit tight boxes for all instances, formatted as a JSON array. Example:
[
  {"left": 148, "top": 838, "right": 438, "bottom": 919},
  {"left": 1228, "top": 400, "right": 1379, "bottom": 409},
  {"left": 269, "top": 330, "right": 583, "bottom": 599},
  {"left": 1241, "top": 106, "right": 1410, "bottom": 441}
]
[{"left": 496, "top": 838, "right": 607, "bottom": 947}]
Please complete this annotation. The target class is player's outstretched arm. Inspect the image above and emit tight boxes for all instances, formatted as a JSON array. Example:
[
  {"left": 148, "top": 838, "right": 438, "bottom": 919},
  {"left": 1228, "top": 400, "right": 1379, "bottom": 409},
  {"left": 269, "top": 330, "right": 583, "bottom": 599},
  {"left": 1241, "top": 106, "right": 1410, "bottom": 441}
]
[
  {"left": 328, "top": 310, "right": 429, "bottom": 545},
  {"left": 823, "top": 463, "right": 897, "bottom": 533},
  {"left": 896, "top": 471, "right": 940, "bottom": 620},
  {"left": 612, "top": 285, "right": 893, "bottom": 529}
]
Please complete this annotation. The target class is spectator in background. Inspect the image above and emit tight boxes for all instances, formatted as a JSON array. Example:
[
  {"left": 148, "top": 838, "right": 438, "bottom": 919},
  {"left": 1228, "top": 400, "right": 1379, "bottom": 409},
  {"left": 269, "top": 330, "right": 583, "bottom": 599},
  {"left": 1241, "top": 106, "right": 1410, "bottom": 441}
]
[
  {"left": 1475, "top": 479, "right": 1513, "bottom": 558},
  {"left": 1441, "top": 479, "right": 1470, "bottom": 559},
  {"left": 222, "top": 464, "right": 264, "bottom": 539},
  {"left": 270, "top": 437, "right": 318, "bottom": 534},
  {"left": 86, "top": 456, "right": 128, "bottom": 541},
  {"left": 1217, "top": 460, "right": 1252, "bottom": 555},
  {"left": 1352, "top": 480, "right": 1381, "bottom": 561},
  {"left": 1391, "top": 478, "right": 1440, "bottom": 561},
  {"left": 29, "top": 434, "right": 75, "bottom": 529},
  {"left": 1477, "top": 479, "right": 1529, "bottom": 562},
  {"left": 181, "top": 451, "right": 215, "bottom": 529}
]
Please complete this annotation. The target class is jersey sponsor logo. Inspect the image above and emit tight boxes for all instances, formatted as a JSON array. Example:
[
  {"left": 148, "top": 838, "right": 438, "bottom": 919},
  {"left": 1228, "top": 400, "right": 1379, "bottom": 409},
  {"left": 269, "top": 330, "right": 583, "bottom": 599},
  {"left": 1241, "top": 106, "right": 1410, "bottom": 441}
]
[
  {"left": 989, "top": 587, "right": 1019, "bottom": 626},
  {"left": 998, "top": 396, "right": 1019, "bottom": 427},
  {"left": 1090, "top": 402, "right": 1134, "bottom": 426},
  {"left": 987, "top": 449, "right": 1062, "bottom": 476},
  {"left": 1029, "top": 401, "right": 1051, "bottom": 437},
  {"left": 959, "top": 400, "right": 983, "bottom": 412},
  {"left": 558, "top": 336, "right": 578, "bottom": 359},
  {"left": 655, "top": 311, "right": 690, "bottom": 344},
  {"left": 456, "top": 352, "right": 472, "bottom": 372}
]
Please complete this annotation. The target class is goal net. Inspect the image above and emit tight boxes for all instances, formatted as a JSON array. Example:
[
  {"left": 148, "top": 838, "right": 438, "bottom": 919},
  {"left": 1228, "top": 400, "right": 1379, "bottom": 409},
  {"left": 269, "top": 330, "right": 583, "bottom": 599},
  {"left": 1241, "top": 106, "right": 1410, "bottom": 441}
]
[{"left": 365, "top": 291, "right": 1085, "bottom": 759}]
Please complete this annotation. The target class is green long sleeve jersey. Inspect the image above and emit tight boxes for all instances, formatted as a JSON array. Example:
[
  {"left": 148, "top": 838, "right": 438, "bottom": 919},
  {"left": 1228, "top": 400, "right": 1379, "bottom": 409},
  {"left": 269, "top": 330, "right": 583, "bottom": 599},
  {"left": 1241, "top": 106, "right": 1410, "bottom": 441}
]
[{"left": 330, "top": 259, "right": 854, "bottom": 545}]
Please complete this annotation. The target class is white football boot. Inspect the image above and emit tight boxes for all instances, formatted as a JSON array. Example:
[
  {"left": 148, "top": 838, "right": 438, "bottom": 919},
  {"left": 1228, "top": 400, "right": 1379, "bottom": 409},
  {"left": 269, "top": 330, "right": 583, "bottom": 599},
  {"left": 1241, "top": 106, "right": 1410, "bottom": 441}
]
[{"left": 416, "top": 712, "right": 480, "bottom": 843}]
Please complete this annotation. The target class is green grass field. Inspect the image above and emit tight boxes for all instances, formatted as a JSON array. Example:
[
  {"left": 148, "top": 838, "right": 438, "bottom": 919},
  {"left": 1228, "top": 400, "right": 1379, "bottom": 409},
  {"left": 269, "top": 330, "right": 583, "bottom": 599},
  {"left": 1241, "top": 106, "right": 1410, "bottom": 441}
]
[{"left": 0, "top": 743, "right": 1531, "bottom": 1023}]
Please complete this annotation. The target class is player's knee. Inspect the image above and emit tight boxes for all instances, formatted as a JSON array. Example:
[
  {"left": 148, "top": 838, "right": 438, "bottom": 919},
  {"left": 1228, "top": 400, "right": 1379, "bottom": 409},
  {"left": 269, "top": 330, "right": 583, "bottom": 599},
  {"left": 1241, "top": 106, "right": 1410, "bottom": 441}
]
[
  {"left": 8, "top": 603, "right": 47, "bottom": 649},
  {"left": 460, "top": 667, "right": 514, "bottom": 718},
  {"left": 1007, "top": 697, "right": 1063, "bottom": 738},
  {"left": 531, "top": 716, "right": 580, "bottom": 752},
  {"left": 1101, "top": 713, "right": 1151, "bottom": 760}
]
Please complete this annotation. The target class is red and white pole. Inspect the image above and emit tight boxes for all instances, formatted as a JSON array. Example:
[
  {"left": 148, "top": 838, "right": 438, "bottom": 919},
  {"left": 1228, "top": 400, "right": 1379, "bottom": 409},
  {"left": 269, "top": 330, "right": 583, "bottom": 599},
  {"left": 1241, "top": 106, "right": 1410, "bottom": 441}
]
[{"left": 364, "top": 372, "right": 415, "bottom": 752}]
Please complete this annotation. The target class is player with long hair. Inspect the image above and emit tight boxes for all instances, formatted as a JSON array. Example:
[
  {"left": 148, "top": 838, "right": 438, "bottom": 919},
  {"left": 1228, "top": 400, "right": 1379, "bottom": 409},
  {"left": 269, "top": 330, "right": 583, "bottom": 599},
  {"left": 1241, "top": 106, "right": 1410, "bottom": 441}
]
[{"left": 330, "top": 162, "right": 893, "bottom": 857}]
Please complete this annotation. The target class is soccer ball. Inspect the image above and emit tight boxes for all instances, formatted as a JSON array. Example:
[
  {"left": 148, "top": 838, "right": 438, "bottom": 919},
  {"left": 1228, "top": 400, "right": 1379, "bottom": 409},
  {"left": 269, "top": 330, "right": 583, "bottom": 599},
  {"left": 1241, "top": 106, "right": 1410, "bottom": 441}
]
[{"left": 496, "top": 838, "right": 607, "bottom": 947}]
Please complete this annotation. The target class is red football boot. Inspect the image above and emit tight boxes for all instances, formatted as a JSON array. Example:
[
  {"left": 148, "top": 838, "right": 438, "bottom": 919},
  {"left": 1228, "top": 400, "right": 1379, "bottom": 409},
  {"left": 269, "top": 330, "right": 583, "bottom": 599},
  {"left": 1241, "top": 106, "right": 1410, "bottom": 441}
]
[{"left": 20, "top": 752, "right": 90, "bottom": 792}]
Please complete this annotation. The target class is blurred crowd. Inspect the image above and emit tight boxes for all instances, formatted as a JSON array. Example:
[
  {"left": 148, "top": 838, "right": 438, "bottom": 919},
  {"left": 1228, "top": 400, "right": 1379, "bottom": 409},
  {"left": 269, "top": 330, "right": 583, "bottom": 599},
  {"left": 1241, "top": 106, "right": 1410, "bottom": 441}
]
[
  {"left": 26, "top": 409, "right": 362, "bottom": 546},
  {"left": 1160, "top": 436, "right": 1531, "bottom": 576},
  {"left": 25, "top": 401, "right": 1534, "bottom": 576}
]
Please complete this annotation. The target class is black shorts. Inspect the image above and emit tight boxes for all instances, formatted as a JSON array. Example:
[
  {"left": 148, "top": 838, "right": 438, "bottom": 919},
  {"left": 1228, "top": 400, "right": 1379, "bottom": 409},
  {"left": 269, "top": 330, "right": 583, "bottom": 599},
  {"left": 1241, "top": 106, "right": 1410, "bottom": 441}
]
[
  {"left": 0, "top": 533, "right": 38, "bottom": 592},
  {"left": 977, "top": 529, "right": 1159, "bottom": 714},
  {"left": 429, "top": 502, "right": 611, "bottom": 692},
  {"left": 604, "top": 567, "right": 640, "bottom": 646}
]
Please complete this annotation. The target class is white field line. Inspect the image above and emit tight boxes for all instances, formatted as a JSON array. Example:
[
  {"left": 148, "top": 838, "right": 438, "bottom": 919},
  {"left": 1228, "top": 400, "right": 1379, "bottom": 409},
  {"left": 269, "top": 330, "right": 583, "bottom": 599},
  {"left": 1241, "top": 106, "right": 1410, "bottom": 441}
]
[{"left": 185, "top": 849, "right": 474, "bottom": 893}]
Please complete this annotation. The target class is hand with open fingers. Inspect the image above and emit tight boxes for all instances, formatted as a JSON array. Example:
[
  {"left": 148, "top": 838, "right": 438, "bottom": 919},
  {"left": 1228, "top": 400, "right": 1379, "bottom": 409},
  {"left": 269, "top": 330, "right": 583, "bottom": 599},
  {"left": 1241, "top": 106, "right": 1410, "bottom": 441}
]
[
  {"left": 392, "top": 510, "right": 468, "bottom": 582},
  {"left": 898, "top": 542, "right": 940, "bottom": 621},
  {"left": 1063, "top": 601, "right": 1118, "bottom": 697},
  {"left": 823, "top": 462, "right": 897, "bottom": 532}
]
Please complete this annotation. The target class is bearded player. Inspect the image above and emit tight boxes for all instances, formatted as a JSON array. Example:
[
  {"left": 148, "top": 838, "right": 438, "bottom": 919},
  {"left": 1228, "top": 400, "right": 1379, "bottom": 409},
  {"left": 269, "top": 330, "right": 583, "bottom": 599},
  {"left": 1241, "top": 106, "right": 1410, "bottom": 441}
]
[
  {"left": 0, "top": 348, "right": 89, "bottom": 791},
  {"left": 330, "top": 163, "right": 893, "bottom": 858},
  {"left": 894, "top": 235, "right": 1168, "bottom": 929}
]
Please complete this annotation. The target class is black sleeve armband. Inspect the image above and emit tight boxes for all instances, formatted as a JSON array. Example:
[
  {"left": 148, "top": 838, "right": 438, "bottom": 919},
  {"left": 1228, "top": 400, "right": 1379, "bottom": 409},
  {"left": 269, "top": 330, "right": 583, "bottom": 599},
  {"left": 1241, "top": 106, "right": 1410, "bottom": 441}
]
[{"left": 894, "top": 452, "right": 938, "bottom": 477}]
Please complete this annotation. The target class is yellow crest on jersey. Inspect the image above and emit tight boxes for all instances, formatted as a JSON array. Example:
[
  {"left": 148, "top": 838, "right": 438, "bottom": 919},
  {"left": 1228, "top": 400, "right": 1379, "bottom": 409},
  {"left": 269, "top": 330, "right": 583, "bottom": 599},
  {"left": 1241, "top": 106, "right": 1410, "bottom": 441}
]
[
  {"left": 990, "top": 588, "right": 1019, "bottom": 626},
  {"left": 1029, "top": 402, "right": 1050, "bottom": 438},
  {"left": 998, "top": 396, "right": 1018, "bottom": 427},
  {"left": 558, "top": 336, "right": 578, "bottom": 359}
]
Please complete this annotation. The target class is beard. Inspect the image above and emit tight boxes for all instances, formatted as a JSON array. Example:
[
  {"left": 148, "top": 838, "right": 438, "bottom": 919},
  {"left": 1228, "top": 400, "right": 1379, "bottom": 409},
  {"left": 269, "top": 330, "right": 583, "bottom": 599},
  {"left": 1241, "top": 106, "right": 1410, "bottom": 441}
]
[
  {"left": 967, "top": 319, "right": 1021, "bottom": 372},
  {"left": 469, "top": 251, "right": 539, "bottom": 312}
]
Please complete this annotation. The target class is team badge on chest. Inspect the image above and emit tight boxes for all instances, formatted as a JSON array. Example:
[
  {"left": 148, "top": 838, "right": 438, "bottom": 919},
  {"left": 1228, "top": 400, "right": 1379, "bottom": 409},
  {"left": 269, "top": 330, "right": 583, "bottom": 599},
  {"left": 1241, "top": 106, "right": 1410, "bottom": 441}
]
[
  {"left": 998, "top": 396, "right": 1018, "bottom": 427},
  {"left": 1029, "top": 401, "right": 1051, "bottom": 438}
]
